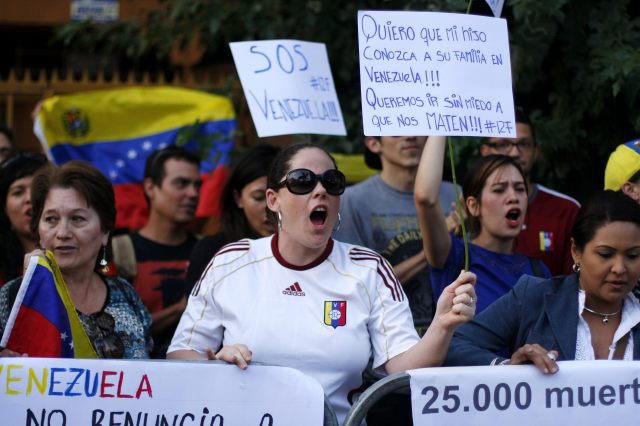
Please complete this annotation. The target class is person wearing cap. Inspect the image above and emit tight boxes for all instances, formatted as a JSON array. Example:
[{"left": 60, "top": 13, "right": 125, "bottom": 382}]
[
  {"left": 604, "top": 139, "right": 640, "bottom": 201},
  {"left": 604, "top": 139, "right": 640, "bottom": 299},
  {"left": 480, "top": 108, "right": 580, "bottom": 276}
]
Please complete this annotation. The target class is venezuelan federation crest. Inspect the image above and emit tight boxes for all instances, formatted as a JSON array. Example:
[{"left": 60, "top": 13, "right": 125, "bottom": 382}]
[
  {"left": 62, "top": 107, "right": 90, "bottom": 138},
  {"left": 324, "top": 301, "right": 346, "bottom": 329}
]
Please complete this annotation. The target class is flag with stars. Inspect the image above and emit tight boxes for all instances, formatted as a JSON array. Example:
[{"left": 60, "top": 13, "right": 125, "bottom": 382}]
[
  {"left": 34, "top": 86, "right": 236, "bottom": 229},
  {"left": 0, "top": 251, "right": 97, "bottom": 358}
]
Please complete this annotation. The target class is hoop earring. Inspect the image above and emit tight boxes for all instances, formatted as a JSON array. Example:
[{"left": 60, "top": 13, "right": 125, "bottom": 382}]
[
  {"left": 572, "top": 262, "right": 580, "bottom": 273},
  {"left": 277, "top": 212, "right": 283, "bottom": 231},
  {"left": 333, "top": 212, "right": 342, "bottom": 233},
  {"left": 99, "top": 245, "right": 109, "bottom": 273}
]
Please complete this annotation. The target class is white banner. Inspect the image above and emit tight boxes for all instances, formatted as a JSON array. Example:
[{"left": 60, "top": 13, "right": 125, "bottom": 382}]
[
  {"left": 409, "top": 361, "right": 640, "bottom": 425},
  {"left": 358, "top": 11, "right": 515, "bottom": 137},
  {"left": 230, "top": 40, "right": 347, "bottom": 137},
  {"left": 0, "top": 358, "right": 324, "bottom": 426}
]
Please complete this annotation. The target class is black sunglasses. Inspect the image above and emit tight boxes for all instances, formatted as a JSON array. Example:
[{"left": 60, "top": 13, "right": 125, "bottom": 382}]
[
  {"left": 275, "top": 168, "right": 346, "bottom": 196},
  {"left": 91, "top": 311, "right": 125, "bottom": 359}
]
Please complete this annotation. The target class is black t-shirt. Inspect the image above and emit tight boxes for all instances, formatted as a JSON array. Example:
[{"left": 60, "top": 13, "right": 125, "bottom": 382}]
[{"left": 129, "top": 231, "right": 198, "bottom": 358}]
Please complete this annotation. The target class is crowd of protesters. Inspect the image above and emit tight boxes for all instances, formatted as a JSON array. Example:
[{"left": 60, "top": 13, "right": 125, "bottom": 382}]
[{"left": 1, "top": 109, "right": 639, "bottom": 424}]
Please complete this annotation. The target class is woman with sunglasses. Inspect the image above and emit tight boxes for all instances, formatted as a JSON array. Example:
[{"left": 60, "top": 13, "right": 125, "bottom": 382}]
[
  {"left": 0, "top": 153, "right": 48, "bottom": 285},
  {"left": 415, "top": 136, "right": 551, "bottom": 314},
  {"left": 168, "top": 143, "right": 477, "bottom": 424},
  {"left": 0, "top": 161, "right": 152, "bottom": 358}
]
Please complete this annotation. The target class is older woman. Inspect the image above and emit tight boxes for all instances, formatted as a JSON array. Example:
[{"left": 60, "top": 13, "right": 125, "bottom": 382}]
[
  {"left": 445, "top": 190, "right": 640, "bottom": 372},
  {"left": 0, "top": 161, "right": 152, "bottom": 358},
  {"left": 0, "top": 153, "right": 48, "bottom": 285},
  {"left": 168, "top": 143, "right": 477, "bottom": 423}
]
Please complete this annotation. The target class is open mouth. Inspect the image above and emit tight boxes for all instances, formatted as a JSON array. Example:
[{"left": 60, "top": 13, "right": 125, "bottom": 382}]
[
  {"left": 505, "top": 208, "right": 521, "bottom": 226},
  {"left": 310, "top": 207, "right": 327, "bottom": 226}
]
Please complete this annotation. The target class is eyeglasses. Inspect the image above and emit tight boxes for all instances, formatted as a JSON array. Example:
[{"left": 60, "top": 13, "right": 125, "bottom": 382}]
[
  {"left": 275, "top": 168, "right": 346, "bottom": 196},
  {"left": 485, "top": 138, "right": 535, "bottom": 154},
  {"left": 91, "top": 311, "right": 124, "bottom": 359}
]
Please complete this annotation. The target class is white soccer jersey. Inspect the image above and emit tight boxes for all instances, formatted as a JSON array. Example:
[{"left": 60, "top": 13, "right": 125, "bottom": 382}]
[{"left": 169, "top": 234, "right": 419, "bottom": 423}]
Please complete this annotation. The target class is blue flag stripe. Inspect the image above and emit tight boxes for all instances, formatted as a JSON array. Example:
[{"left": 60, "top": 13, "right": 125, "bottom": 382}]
[
  {"left": 20, "top": 264, "right": 72, "bottom": 340},
  {"left": 49, "top": 119, "right": 236, "bottom": 184}
]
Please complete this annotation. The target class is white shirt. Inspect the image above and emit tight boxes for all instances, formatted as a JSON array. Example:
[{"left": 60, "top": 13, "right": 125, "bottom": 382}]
[
  {"left": 575, "top": 290, "right": 640, "bottom": 360},
  {"left": 169, "top": 234, "right": 419, "bottom": 424}
]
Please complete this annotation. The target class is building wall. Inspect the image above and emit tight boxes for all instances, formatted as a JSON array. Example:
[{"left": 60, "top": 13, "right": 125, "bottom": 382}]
[{"left": 0, "top": 0, "right": 161, "bottom": 25}]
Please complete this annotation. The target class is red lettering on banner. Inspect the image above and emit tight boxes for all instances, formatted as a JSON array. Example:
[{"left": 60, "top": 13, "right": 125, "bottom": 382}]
[{"left": 100, "top": 370, "right": 116, "bottom": 397}]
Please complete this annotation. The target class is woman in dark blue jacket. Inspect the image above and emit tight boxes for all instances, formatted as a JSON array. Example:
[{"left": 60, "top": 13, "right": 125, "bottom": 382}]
[{"left": 445, "top": 190, "right": 640, "bottom": 373}]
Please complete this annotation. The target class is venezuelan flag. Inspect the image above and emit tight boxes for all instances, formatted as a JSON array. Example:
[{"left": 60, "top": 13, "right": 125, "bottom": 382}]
[
  {"left": 34, "top": 86, "right": 236, "bottom": 229},
  {"left": 0, "top": 252, "right": 96, "bottom": 358}
]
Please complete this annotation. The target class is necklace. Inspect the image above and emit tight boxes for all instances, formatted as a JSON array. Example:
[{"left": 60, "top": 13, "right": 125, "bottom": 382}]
[{"left": 583, "top": 306, "right": 621, "bottom": 325}]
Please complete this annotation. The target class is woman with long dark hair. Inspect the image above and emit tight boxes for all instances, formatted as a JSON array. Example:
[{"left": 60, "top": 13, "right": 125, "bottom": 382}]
[
  {"left": 186, "top": 143, "right": 280, "bottom": 289},
  {"left": 414, "top": 136, "right": 551, "bottom": 313},
  {"left": 0, "top": 153, "right": 48, "bottom": 285}
]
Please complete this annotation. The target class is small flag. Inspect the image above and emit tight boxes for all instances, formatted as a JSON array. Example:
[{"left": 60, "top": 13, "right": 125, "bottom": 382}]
[
  {"left": 34, "top": 86, "right": 237, "bottom": 230},
  {"left": 0, "top": 252, "right": 97, "bottom": 358},
  {"left": 324, "top": 301, "right": 347, "bottom": 329},
  {"left": 538, "top": 231, "right": 555, "bottom": 252}
]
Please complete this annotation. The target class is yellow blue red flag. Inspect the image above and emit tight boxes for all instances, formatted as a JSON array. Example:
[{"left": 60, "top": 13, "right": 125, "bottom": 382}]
[
  {"left": 0, "top": 251, "right": 97, "bottom": 358},
  {"left": 34, "top": 86, "right": 236, "bottom": 229}
]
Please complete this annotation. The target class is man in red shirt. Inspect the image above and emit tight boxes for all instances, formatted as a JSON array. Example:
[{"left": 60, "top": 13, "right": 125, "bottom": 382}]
[{"left": 480, "top": 109, "right": 580, "bottom": 276}]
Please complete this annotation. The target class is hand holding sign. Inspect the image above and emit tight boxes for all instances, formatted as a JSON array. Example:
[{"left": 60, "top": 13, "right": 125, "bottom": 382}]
[{"left": 210, "top": 343, "right": 253, "bottom": 370}]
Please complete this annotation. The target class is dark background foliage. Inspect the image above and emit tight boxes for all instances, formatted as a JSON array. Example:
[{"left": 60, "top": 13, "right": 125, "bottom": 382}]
[{"left": 53, "top": 0, "right": 640, "bottom": 202}]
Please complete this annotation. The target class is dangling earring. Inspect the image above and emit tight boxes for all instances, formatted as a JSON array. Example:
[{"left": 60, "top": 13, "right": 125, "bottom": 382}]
[
  {"left": 277, "top": 212, "right": 283, "bottom": 231},
  {"left": 333, "top": 212, "right": 342, "bottom": 233},
  {"left": 572, "top": 262, "right": 580, "bottom": 273},
  {"left": 99, "top": 245, "right": 109, "bottom": 273}
]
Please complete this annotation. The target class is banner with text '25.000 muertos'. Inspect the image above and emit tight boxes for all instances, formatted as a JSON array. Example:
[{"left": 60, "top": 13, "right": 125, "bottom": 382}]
[
  {"left": 358, "top": 11, "right": 515, "bottom": 138},
  {"left": 410, "top": 361, "right": 640, "bottom": 425}
]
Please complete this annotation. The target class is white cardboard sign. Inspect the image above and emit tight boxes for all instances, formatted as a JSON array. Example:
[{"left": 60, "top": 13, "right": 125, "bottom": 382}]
[
  {"left": 410, "top": 361, "right": 640, "bottom": 425},
  {"left": 358, "top": 11, "right": 515, "bottom": 137},
  {"left": 230, "top": 40, "right": 347, "bottom": 137},
  {"left": 0, "top": 358, "right": 325, "bottom": 426}
]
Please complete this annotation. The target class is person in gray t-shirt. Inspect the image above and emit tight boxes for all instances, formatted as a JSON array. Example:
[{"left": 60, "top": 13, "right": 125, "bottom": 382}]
[{"left": 335, "top": 136, "right": 458, "bottom": 331}]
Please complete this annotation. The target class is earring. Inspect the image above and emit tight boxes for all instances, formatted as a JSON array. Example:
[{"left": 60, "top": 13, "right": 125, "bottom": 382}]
[
  {"left": 572, "top": 262, "right": 580, "bottom": 273},
  {"left": 333, "top": 212, "right": 342, "bottom": 233},
  {"left": 277, "top": 212, "right": 283, "bottom": 231},
  {"left": 99, "top": 245, "right": 109, "bottom": 273}
]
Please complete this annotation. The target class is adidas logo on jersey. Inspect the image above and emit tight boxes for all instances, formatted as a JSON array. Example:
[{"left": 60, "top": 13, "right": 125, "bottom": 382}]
[{"left": 282, "top": 282, "right": 305, "bottom": 296}]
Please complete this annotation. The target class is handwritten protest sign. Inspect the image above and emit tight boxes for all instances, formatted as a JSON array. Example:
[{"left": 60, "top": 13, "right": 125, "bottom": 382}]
[
  {"left": 358, "top": 11, "right": 515, "bottom": 137},
  {"left": 230, "top": 40, "right": 346, "bottom": 137},
  {"left": 409, "top": 361, "right": 640, "bottom": 425},
  {"left": 0, "top": 358, "right": 325, "bottom": 426}
]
